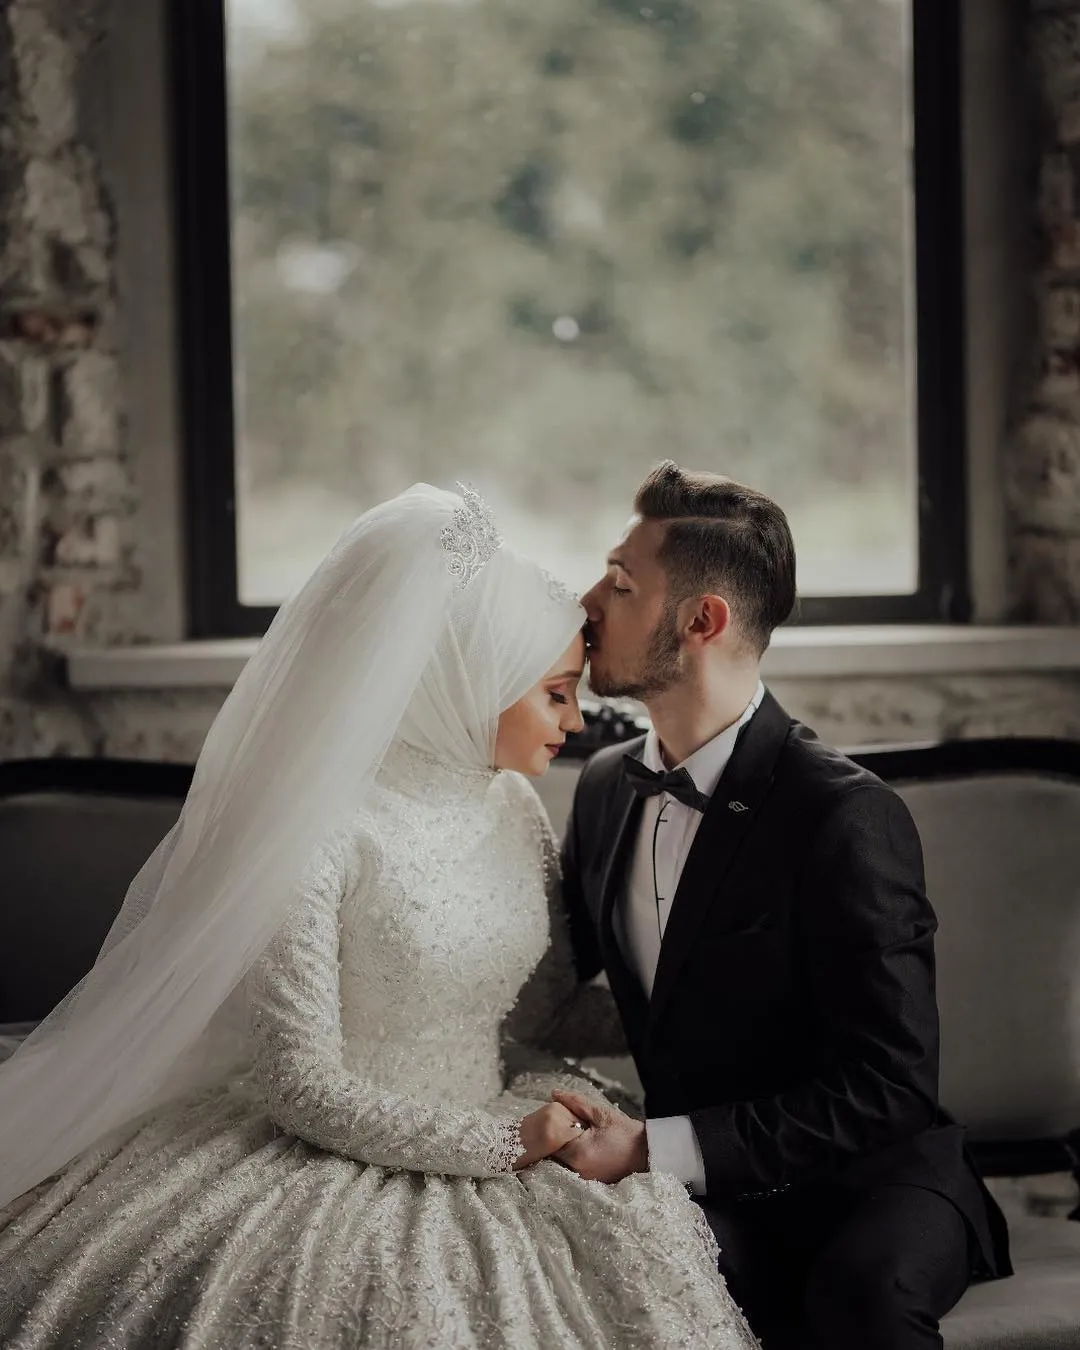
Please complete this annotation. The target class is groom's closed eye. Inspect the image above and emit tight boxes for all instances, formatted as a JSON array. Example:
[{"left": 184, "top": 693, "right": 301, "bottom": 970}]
[{"left": 604, "top": 560, "right": 633, "bottom": 597}]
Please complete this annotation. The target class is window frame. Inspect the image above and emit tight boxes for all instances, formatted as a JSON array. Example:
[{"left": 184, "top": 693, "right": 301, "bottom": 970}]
[{"left": 170, "top": 0, "right": 969, "bottom": 639}]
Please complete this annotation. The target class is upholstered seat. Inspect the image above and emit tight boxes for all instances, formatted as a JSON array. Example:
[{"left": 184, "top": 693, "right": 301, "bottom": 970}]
[
  {"left": 0, "top": 760, "right": 189, "bottom": 1024},
  {"left": 942, "top": 1213, "right": 1080, "bottom": 1348},
  {"left": 827, "top": 743, "right": 1080, "bottom": 1347},
  {"left": 892, "top": 771, "right": 1080, "bottom": 1143}
]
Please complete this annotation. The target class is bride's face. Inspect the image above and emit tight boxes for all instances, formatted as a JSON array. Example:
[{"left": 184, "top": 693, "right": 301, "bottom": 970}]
[{"left": 494, "top": 633, "right": 586, "bottom": 776}]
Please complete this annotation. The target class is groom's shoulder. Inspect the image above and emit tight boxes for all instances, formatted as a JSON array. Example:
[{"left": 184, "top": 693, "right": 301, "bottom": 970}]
[{"left": 779, "top": 716, "right": 892, "bottom": 805}]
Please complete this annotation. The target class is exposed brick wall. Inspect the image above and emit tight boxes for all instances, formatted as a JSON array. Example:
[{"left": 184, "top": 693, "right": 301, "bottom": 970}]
[
  {"left": 1013, "top": 1, "right": 1080, "bottom": 621},
  {"left": 0, "top": 0, "right": 1076, "bottom": 763},
  {"left": 0, "top": 0, "right": 126, "bottom": 755}
]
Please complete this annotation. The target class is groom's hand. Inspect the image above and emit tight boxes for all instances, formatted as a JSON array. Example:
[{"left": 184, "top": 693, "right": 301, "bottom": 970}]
[{"left": 549, "top": 1088, "right": 649, "bottom": 1183}]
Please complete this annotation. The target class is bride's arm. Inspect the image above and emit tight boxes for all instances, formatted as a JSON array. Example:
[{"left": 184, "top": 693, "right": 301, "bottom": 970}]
[
  {"left": 244, "top": 830, "right": 527, "bottom": 1178},
  {"left": 501, "top": 784, "right": 630, "bottom": 1064}
]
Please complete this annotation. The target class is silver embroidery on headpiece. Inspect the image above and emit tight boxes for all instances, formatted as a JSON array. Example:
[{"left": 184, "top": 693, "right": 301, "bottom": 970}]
[
  {"left": 541, "top": 568, "right": 580, "bottom": 608},
  {"left": 441, "top": 485, "right": 502, "bottom": 588}
]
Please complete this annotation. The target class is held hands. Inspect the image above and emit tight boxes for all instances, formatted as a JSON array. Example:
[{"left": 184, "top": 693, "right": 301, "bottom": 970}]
[
  {"left": 513, "top": 1089, "right": 650, "bottom": 1182},
  {"left": 513, "top": 1101, "right": 588, "bottom": 1170},
  {"left": 550, "top": 1088, "right": 649, "bottom": 1184}
]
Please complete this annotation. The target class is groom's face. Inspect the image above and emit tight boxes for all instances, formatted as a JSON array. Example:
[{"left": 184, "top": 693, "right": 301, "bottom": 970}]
[{"left": 581, "top": 518, "right": 683, "bottom": 700}]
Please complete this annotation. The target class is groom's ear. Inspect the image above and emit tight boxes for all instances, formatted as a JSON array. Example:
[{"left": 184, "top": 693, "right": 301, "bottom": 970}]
[{"left": 685, "top": 593, "right": 731, "bottom": 645}]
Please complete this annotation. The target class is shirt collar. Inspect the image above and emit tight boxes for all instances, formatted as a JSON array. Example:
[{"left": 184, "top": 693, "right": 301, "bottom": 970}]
[{"left": 642, "top": 679, "right": 765, "bottom": 799}]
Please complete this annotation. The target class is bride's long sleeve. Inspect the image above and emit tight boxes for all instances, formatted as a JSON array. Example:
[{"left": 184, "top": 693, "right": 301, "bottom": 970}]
[
  {"left": 502, "top": 783, "right": 632, "bottom": 1069},
  {"left": 244, "top": 831, "right": 525, "bottom": 1178}
]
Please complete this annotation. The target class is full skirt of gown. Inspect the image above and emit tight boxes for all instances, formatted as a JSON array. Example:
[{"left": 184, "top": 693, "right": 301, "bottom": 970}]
[{"left": 0, "top": 1071, "right": 756, "bottom": 1349}]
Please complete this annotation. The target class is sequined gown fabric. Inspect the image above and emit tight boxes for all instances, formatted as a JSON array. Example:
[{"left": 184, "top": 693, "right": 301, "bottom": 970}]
[{"left": 0, "top": 743, "right": 756, "bottom": 1350}]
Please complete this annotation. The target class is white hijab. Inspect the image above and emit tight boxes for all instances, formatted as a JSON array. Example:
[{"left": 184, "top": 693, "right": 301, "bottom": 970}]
[{"left": 0, "top": 484, "right": 584, "bottom": 1209}]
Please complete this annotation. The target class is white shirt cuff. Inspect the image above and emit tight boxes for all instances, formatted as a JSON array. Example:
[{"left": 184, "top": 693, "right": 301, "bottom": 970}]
[{"left": 645, "top": 1114, "right": 707, "bottom": 1196}]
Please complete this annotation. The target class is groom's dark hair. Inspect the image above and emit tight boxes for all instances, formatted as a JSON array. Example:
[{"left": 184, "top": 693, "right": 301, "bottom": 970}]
[{"left": 634, "top": 461, "right": 797, "bottom": 655}]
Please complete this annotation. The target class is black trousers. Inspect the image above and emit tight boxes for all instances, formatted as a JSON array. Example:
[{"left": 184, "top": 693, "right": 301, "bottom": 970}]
[{"left": 696, "top": 1183, "right": 973, "bottom": 1350}]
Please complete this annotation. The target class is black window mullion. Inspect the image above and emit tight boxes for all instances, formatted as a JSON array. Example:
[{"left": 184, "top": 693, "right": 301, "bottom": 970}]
[
  {"left": 910, "top": 0, "right": 971, "bottom": 624},
  {"left": 170, "top": 0, "right": 272, "bottom": 639}
]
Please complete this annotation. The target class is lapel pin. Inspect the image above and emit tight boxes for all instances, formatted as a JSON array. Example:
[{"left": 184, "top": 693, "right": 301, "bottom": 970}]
[{"left": 727, "top": 800, "right": 748, "bottom": 813}]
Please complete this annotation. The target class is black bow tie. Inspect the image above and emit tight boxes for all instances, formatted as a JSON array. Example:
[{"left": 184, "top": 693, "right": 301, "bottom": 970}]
[{"left": 621, "top": 755, "right": 710, "bottom": 813}]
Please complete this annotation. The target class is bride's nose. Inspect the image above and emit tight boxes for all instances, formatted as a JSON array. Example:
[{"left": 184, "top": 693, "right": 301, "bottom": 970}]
[{"left": 562, "top": 702, "right": 585, "bottom": 735}]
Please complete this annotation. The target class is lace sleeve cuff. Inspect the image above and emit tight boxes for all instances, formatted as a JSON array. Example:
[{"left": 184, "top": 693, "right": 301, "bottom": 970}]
[{"left": 483, "top": 1117, "right": 526, "bottom": 1174}]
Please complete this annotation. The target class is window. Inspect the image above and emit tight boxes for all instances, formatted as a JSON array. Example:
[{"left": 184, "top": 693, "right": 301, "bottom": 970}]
[{"left": 172, "top": 0, "right": 967, "bottom": 638}]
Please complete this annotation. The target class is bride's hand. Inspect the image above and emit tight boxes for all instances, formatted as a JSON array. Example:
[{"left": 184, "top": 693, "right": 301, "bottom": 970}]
[{"left": 513, "top": 1102, "right": 587, "bottom": 1170}]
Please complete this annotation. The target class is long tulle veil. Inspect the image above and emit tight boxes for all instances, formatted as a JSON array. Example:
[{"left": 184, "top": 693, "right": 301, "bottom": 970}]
[{"left": 0, "top": 483, "right": 584, "bottom": 1211}]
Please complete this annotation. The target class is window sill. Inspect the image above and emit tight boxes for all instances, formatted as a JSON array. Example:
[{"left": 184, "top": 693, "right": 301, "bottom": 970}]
[{"left": 64, "top": 625, "right": 1080, "bottom": 691}]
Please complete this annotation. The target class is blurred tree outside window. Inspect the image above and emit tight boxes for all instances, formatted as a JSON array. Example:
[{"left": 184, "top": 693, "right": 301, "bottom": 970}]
[{"left": 217, "top": 0, "right": 923, "bottom": 610}]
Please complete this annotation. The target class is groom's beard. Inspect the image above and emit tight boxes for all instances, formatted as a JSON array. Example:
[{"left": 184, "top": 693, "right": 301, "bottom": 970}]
[{"left": 588, "top": 605, "right": 683, "bottom": 700}]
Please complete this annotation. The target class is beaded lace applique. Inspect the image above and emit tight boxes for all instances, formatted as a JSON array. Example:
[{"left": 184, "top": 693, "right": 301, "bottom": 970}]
[
  {"left": 540, "top": 569, "right": 580, "bottom": 609},
  {"left": 441, "top": 485, "right": 502, "bottom": 588}
]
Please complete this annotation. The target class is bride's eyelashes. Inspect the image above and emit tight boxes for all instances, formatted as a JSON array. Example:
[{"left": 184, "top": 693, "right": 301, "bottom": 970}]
[{"left": 550, "top": 691, "right": 569, "bottom": 706}]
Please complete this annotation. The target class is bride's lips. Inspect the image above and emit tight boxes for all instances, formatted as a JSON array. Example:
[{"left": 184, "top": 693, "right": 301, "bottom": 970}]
[{"left": 545, "top": 744, "right": 563, "bottom": 758}]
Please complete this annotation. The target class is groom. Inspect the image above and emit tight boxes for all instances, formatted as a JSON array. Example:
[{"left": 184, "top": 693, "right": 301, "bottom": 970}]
[{"left": 550, "top": 462, "right": 1011, "bottom": 1349}]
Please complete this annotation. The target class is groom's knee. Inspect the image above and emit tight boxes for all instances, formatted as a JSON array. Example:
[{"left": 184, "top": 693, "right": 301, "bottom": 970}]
[
  {"left": 801, "top": 1187, "right": 970, "bottom": 1347},
  {"left": 802, "top": 1247, "right": 938, "bottom": 1348}
]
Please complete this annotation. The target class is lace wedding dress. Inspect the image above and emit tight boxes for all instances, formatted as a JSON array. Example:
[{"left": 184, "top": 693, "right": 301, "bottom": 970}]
[{"left": 0, "top": 741, "right": 756, "bottom": 1349}]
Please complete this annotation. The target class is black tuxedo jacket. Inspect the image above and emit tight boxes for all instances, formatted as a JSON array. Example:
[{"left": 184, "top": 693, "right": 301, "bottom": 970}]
[{"left": 560, "top": 690, "right": 1011, "bottom": 1279}]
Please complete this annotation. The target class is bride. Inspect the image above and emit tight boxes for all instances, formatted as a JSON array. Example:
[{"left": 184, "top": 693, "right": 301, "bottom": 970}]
[{"left": 0, "top": 484, "right": 756, "bottom": 1349}]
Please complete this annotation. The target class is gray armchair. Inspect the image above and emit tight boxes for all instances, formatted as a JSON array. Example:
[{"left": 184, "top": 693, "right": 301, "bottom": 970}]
[
  {"left": 844, "top": 739, "right": 1080, "bottom": 1348},
  {"left": 0, "top": 758, "right": 190, "bottom": 1031}
]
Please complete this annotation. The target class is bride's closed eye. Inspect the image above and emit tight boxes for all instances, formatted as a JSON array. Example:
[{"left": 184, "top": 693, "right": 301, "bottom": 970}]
[{"left": 550, "top": 692, "right": 569, "bottom": 705}]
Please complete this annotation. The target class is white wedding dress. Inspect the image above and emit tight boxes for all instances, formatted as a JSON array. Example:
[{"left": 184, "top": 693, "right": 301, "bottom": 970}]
[{"left": 0, "top": 741, "right": 756, "bottom": 1349}]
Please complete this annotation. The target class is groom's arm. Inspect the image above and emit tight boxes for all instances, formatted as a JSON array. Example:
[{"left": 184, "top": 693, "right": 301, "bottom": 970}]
[{"left": 689, "top": 785, "right": 940, "bottom": 1199}]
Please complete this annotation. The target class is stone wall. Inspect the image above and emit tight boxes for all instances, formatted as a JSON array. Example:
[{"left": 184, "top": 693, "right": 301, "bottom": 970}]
[
  {"left": 0, "top": 0, "right": 1077, "bottom": 762},
  {"left": 0, "top": 0, "right": 125, "bottom": 756},
  {"left": 1016, "top": 2, "right": 1080, "bottom": 620}
]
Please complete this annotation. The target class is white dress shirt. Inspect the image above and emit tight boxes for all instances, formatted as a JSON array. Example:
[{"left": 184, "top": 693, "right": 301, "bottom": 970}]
[{"left": 614, "top": 681, "right": 765, "bottom": 1196}]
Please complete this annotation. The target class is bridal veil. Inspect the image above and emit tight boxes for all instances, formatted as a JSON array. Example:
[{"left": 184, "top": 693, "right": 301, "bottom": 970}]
[{"left": 0, "top": 483, "right": 584, "bottom": 1210}]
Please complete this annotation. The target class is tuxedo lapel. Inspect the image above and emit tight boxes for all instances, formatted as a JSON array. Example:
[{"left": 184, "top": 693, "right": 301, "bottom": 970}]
[
  {"left": 647, "top": 690, "right": 791, "bottom": 1030},
  {"left": 596, "top": 747, "right": 649, "bottom": 1047}
]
